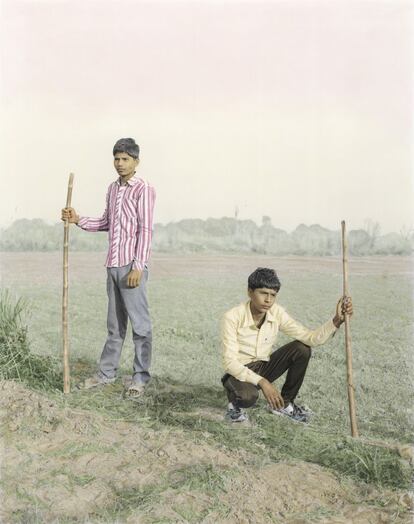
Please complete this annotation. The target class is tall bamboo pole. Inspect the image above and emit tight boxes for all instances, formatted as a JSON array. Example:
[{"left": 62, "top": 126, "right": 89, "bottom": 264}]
[
  {"left": 341, "top": 220, "right": 358, "bottom": 437},
  {"left": 62, "top": 173, "right": 74, "bottom": 394}
]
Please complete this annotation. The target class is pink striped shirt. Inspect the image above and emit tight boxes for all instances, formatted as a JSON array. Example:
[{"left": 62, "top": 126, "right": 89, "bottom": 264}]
[{"left": 77, "top": 175, "right": 156, "bottom": 271}]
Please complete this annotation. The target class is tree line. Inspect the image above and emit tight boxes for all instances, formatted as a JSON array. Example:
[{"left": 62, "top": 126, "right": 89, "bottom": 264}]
[{"left": 0, "top": 217, "right": 412, "bottom": 255}]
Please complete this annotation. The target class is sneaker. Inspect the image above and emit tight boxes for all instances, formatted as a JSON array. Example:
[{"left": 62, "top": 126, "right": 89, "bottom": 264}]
[
  {"left": 125, "top": 383, "right": 146, "bottom": 401},
  {"left": 291, "top": 402, "right": 313, "bottom": 417},
  {"left": 225, "top": 403, "right": 249, "bottom": 423},
  {"left": 76, "top": 375, "right": 116, "bottom": 390},
  {"left": 268, "top": 402, "right": 310, "bottom": 423}
]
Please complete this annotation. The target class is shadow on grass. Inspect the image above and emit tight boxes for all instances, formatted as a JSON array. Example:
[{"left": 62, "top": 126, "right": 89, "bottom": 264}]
[{"left": 64, "top": 357, "right": 412, "bottom": 491}]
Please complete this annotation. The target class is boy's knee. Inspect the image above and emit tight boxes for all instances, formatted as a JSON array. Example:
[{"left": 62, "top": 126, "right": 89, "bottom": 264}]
[
  {"left": 238, "top": 387, "right": 259, "bottom": 408},
  {"left": 295, "top": 341, "right": 312, "bottom": 360}
]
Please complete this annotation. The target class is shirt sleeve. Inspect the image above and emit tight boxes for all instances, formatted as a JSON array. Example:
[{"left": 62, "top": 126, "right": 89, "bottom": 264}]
[
  {"left": 278, "top": 307, "right": 337, "bottom": 347},
  {"left": 221, "top": 313, "right": 263, "bottom": 386},
  {"left": 77, "top": 187, "right": 110, "bottom": 232},
  {"left": 132, "top": 184, "right": 156, "bottom": 271}
]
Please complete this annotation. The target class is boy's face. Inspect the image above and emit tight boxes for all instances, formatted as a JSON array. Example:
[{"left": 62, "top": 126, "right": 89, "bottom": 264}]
[
  {"left": 248, "top": 287, "right": 277, "bottom": 315},
  {"left": 113, "top": 152, "right": 139, "bottom": 180}
]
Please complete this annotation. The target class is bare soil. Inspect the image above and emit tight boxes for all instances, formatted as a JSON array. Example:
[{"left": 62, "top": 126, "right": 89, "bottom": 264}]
[{"left": 0, "top": 380, "right": 412, "bottom": 523}]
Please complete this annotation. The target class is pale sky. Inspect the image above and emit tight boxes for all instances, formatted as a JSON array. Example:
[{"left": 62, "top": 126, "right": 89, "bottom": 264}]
[{"left": 0, "top": 0, "right": 412, "bottom": 233}]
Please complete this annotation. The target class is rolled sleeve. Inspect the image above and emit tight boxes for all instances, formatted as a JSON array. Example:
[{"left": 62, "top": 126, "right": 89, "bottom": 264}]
[{"left": 77, "top": 215, "right": 109, "bottom": 232}]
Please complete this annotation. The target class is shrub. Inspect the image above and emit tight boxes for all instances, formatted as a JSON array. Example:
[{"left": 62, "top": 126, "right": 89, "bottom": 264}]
[{"left": 0, "top": 290, "right": 62, "bottom": 390}]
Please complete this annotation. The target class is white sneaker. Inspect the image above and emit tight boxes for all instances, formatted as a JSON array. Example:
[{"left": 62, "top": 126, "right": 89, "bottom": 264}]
[
  {"left": 225, "top": 403, "right": 249, "bottom": 423},
  {"left": 268, "top": 402, "right": 310, "bottom": 423}
]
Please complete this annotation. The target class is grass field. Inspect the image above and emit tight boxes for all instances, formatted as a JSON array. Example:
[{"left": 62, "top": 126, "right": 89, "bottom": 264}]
[{"left": 0, "top": 252, "right": 413, "bottom": 522}]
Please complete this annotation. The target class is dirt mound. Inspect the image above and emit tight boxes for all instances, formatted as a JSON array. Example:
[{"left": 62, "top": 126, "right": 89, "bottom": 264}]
[{"left": 0, "top": 381, "right": 411, "bottom": 523}]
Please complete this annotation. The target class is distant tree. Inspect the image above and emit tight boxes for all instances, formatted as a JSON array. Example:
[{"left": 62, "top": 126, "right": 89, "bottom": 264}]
[
  {"left": 363, "top": 219, "right": 381, "bottom": 250},
  {"left": 291, "top": 224, "right": 336, "bottom": 256},
  {"left": 0, "top": 217, "right": 410, "bottom": 256},
  {"left": 348, "top": 229, "right": 371, "bottom": 255},
  {"left": 375, "top": 232, "right": 412, "bottom": 255},
  {"left": 399, "top": 226, "right": 414, "bottom": 244}
]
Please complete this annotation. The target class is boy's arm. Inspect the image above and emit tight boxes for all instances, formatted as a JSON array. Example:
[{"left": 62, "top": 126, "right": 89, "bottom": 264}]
[
  {"left": 278, "top": 297, "right": 353, "bottom": 346},
  {"left": 132, "top": 184, "right": 156, "bottom": 271},
  {"left": 278, "top": 308, "right": 337, "bottom": 347},
  {"left": 221, "top": 314, "right": 262, "bottom": 386}
]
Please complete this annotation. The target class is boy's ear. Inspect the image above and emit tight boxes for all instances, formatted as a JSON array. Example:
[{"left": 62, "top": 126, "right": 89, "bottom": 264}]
[{"left": 247, "top": 287, "right": 253, "bottom": 298}]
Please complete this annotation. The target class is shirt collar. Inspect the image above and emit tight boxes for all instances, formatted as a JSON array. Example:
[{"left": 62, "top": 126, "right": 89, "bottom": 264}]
[
  {"left": 117, "top": 173, "right": 140, "bottom": 187},
  {"left": 242, "top": 300, "right": 276, "bottom": 328}
]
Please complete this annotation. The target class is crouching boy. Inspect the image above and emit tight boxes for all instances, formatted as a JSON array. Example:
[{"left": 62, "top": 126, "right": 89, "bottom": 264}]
[{"left": 221, "top": 267, "right": 352, "bottom": 423}]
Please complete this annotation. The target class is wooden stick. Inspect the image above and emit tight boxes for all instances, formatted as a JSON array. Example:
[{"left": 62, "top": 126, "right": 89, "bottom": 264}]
[
  {"left": 341, "top": 220, "right": 359, "bottom": 437},
  {"left": 62, "top": 173, "right": 74, "bottom": 394}
]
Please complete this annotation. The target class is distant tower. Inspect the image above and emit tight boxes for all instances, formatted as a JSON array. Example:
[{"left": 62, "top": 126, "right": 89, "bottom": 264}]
[{"left": 234, "top": 205, "right": 239, "bottom": 220}]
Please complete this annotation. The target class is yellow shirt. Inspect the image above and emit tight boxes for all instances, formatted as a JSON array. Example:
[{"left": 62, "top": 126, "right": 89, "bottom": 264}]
[{"left": 221, "top": 300, "right": 337, "bottom": 386}]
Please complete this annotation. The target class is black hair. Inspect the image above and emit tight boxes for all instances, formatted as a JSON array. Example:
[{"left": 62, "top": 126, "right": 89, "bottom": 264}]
[
  {"left": 113, "top": 138, "right": 140, "bottom": 159},
  {"left": 248, "top": 267, "right": 281, "bottom": 292}
]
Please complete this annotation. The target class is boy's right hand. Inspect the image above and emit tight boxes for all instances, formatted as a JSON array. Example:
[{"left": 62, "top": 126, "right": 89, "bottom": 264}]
[
  {"left": 258, "top": 378, "right": 284, "bottom": 410},
  {"left": 61, "top": 207, "right": 79, "bottom": 224}
]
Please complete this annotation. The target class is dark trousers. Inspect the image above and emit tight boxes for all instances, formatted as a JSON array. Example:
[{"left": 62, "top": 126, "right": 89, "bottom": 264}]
[{"left": 222, "top": 340, "right": 311, "bottom": 408}]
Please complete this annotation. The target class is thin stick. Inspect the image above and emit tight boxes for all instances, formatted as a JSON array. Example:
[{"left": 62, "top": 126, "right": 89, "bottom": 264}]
[
  {"left": 62, "top": 173, "right": 74, "bottom": 394},
  {"left": 341, "top": 220, "right": 358, "bottom": 437}
]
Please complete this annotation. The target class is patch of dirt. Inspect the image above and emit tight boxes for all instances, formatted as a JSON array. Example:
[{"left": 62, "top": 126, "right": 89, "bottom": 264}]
[{"left": 0, "top": 380, "right": 411, "bottom": 523}]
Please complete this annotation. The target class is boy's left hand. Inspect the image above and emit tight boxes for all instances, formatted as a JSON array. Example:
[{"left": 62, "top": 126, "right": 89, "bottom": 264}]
[
  {"left": 127, "top": 270, "right": 142, "bottom": 288},
  {"left": 333, "top": 296, "right": 353, "bottom": 327}
]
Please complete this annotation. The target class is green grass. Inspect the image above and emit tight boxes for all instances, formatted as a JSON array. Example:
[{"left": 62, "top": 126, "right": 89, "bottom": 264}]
[
  {"left": 57, "top": 374, "right": 412, "bottom": 490},
  {"left": 94, "top": 463, "right": 233, "bottom": 523},
  {"left": 16, "top": 272, "right": 413, "bottom": 441},
  {"left": 0, "top": 290, "right": 62, "bottom": 390},
  {"left": 43, "top": 441, "right": 115, "bottom": 459},
  {"left": 2, "top": 257, "right": 413, "bottom": 494}
]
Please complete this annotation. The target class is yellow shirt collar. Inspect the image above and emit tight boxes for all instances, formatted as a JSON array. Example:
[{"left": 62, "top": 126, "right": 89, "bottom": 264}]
[{"left": 242, "top": 300, "right": 276, "bottom": 327}]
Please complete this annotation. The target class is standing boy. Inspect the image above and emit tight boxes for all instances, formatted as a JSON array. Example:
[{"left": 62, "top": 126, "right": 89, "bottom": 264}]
[
  {"left": 61, "top": 138, "right": 156, "bottom": 398},
  {"left": 221, "top": 267, "right": 353, "bottom": 422}
]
